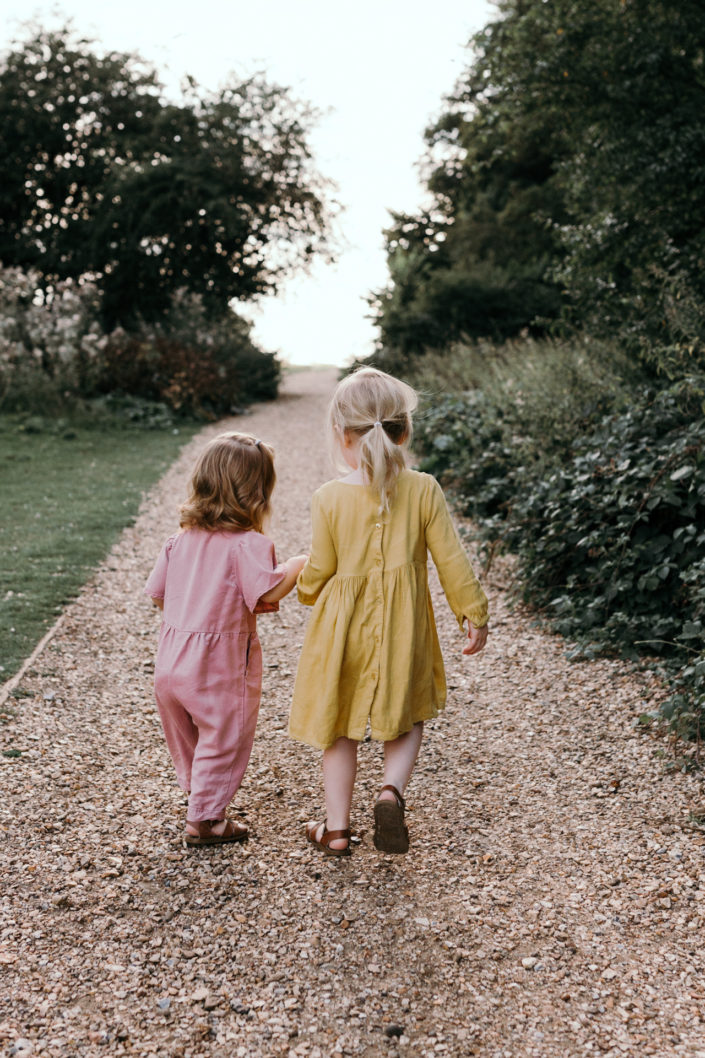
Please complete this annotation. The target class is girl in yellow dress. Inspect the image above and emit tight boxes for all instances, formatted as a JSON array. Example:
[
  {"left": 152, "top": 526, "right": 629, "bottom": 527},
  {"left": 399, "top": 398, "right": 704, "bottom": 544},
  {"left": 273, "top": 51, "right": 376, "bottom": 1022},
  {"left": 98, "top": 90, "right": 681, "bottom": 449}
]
[{"left": 289, "top": 367, "right": 489, "bottom": 855}]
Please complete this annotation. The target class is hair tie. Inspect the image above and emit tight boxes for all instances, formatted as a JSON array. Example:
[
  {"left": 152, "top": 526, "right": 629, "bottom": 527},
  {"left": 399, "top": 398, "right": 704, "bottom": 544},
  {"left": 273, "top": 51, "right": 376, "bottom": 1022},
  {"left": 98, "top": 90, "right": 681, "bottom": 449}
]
[
  {"left": 254, "top": 439, "right": 262, "bottom": 448},
  {"left": 373, "top": 421, "right": 382, "bottom": 429}
]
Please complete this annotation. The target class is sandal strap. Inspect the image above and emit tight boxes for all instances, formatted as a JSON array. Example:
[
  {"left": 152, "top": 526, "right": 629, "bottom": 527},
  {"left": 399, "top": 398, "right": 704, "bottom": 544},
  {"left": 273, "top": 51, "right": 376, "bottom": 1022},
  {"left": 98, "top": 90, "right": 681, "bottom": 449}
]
[
  {"left": 321, "top": 826, "right": 351, "bottom": 846},
  {"left": 305, "top": 820, "right": 351, "bottom": 847},
  {"left": 219, "top": 820, "right": 239, "bottom": 839},
  {"left": 379, "top": 784, "right": 405, "bottom": 809},
  {"left": 186, "top": 818, "right": 226, "bottom": 837}
]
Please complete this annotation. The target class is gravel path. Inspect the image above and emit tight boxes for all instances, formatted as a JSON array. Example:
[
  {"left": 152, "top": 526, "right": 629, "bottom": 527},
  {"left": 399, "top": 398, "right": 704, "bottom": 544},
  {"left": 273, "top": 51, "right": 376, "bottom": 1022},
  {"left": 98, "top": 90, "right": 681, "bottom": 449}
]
[{"left": 2, "top": 369, "right": 705, "bottom": 1058}]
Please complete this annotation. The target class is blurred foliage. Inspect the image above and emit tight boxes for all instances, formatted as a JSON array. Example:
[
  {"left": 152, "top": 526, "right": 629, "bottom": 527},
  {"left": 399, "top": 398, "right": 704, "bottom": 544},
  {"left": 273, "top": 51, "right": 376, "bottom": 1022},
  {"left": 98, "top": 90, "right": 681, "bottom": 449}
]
[
  {"left": 370, "top": 2, "right": 569, "bottom": 355},
  {"left": 529, "top": 1, "right": 705, "bottom": 367},
  {"left": 0, "top": 266, "right": 278, "bottom": 417},
  {"left": 0, "top": 265, "right": 105, "bottom": 413},
  {"left": 0, "top": 25, "right": 335, "bottom": 328},
  {"left": 98, "top": 291, "right": 280, "bottom": 418},
  {"left": 414, "top": 337, "right": 635, "bottom": 527}
]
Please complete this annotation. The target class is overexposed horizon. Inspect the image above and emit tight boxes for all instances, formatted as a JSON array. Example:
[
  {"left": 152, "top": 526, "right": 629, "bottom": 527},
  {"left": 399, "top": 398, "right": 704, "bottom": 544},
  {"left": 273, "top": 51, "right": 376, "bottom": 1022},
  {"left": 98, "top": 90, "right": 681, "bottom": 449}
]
[{"left": 0, "top": 1, "right": 494, "bottom": 366}]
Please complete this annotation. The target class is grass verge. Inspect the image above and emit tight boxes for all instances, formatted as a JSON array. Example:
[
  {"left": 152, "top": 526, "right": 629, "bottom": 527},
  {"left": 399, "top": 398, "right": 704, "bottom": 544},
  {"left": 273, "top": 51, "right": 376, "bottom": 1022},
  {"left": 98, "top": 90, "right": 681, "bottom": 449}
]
[{"left": 1, "top": 416, "right": 199, "bottom": 681}]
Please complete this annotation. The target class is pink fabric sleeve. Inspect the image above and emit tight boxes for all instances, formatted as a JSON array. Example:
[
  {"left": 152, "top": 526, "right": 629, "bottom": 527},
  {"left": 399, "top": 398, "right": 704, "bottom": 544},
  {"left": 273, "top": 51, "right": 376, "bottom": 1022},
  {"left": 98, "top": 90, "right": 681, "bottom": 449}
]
[
  {"left": 144, "top": 535, "right": 176, "bottom": 599},
  {"left": 235, "top": 533, "right": 287, "bottom": 614}
]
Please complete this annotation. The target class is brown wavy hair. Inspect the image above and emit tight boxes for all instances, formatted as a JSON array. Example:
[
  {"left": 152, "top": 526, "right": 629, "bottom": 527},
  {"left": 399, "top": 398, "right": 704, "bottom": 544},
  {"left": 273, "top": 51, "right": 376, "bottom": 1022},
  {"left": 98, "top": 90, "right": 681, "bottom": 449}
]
[{"left": 180, "top": 432, "right": 275, "bottom": 533}]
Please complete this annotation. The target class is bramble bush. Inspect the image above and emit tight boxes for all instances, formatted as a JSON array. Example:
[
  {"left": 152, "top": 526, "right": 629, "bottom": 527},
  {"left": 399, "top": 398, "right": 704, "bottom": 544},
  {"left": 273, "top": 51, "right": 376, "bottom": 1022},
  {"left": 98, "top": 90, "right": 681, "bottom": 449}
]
[
  {"left": 410, "top": 339, "right": 705, "bottom": 743},
  {"left": 0, "top": 267, "right": 280, "bottom": 417},
  {"left": 502, "top": 390, "right": 705, "bottom": 659},
  {"left": 98, "top": 291, "right": 280, "bottom": 418},
  {"left": 511, "top": 391, "right": 705, "bottom": 743}
]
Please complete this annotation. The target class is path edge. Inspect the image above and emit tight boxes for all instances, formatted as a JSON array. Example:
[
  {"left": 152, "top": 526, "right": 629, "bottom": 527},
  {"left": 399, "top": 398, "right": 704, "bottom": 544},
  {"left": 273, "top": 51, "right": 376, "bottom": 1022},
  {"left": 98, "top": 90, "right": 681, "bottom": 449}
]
[{"left": 0, "top": 614, "right": 66, "bottom": 709}]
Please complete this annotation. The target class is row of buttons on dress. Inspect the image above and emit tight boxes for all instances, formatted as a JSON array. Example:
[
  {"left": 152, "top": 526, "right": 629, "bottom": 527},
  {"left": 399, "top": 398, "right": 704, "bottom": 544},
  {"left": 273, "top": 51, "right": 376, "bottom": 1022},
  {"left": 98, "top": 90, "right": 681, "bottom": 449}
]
[
  {"left": 370, "top": 522, "right": 384, "bottom": 679},
  {"left": 374, "top": 523, "right": 383, "bottom": 567}
]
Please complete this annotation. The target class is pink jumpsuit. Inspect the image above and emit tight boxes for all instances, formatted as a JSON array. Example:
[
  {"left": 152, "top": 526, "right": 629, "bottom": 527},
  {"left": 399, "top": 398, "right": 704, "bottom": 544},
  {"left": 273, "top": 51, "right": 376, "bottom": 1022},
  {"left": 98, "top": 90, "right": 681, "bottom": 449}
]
[{"left": 144, "top": 529, "right": 286, "bottom": 822}]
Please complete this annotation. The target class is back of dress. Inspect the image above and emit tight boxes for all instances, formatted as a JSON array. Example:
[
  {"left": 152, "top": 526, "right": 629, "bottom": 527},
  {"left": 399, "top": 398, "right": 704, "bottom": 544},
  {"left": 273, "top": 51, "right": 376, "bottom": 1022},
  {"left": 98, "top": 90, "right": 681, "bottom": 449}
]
[
  {"left": 145, "top": 529, "right": 285, "bottom": 636},
  {"left": 289, "top": 469, "right": 488, "bottom": 750}
]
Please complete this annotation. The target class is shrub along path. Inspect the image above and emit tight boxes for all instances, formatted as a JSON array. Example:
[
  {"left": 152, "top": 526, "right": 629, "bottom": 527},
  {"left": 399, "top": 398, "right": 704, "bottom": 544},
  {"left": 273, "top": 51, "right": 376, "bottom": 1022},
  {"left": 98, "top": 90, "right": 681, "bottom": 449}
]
[{"left": 1, "top": 370, "right": 705, "bottom": 1058}]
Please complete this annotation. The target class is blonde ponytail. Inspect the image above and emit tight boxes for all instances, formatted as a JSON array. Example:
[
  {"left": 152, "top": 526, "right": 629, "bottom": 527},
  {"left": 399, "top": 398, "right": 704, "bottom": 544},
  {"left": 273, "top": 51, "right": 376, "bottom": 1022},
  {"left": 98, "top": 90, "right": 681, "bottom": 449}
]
[{"left": 328, "top": 367, "right": 418, "bottom": 512}]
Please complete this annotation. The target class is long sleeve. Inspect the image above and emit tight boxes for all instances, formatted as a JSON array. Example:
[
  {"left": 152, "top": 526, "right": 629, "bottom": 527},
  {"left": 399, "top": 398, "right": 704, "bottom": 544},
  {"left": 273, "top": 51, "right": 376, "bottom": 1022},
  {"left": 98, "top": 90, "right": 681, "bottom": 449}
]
[
  {"left": 297, "top": 490, "right": 338, "bottom": 606},
  {"left": 424, "top": 476, "right": 489, "bottom": 630}
]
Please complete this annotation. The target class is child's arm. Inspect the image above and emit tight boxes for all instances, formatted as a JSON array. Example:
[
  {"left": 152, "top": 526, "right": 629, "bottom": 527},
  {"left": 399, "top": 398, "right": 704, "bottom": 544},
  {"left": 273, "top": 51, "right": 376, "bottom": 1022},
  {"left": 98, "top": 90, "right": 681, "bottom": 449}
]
[
  {"left": 424, "top": 476, "right": 489, "bottom": 648},
  {"left": 144, "top": 535, "right": 176, "bottom": 612},
  {"left": 297, "top": 491, "right": 337, "bottom": 605},
  {"left": 258, "top": 554, "right": 308, "bottom": 606}
]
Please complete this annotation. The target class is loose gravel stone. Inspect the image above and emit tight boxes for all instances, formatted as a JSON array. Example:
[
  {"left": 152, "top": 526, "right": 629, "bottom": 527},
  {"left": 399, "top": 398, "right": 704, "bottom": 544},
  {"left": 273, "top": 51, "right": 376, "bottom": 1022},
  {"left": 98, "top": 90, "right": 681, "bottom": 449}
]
[{"left": 1, "top": 369, "right": 704, "bottom": 1058}]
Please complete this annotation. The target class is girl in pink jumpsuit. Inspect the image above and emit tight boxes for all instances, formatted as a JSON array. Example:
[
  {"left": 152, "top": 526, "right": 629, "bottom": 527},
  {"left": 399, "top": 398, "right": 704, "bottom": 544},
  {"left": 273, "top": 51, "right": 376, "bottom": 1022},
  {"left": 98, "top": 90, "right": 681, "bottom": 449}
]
[{"left": 145, "top": 432, "right": 307, "bottom": 846}]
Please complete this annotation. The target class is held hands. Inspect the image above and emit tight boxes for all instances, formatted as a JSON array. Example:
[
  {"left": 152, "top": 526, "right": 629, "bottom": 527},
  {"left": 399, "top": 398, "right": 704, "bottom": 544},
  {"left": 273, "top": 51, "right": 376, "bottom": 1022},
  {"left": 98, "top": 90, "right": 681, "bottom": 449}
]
[{"left": 463, "top": 622, "right": 488, "bottom": 656}]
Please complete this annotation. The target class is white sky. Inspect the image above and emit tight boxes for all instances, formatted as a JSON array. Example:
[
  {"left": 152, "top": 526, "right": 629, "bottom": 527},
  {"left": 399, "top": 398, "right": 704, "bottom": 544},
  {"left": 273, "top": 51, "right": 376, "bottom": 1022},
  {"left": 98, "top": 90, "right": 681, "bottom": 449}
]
[{"left": 1, "top": 0, "right": 494, "bottom": 366}]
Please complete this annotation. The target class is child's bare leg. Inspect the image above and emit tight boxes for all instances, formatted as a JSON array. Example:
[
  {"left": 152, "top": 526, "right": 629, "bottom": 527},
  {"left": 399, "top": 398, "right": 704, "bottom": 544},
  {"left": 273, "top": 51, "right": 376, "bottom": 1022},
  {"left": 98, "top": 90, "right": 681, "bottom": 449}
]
[
  {"left": 308, "top": 736, "right": 358, "bottom": 851},
  {"left": 379, "top": 722, "right": 424, "bottom": 800}
]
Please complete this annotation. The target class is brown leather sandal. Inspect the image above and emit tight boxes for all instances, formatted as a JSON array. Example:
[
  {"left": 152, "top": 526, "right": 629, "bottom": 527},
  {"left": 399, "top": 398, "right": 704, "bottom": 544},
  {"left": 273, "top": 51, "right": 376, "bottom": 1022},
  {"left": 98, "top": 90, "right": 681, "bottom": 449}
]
[
  {"left": 305, "top": 820, "right": 351, "bottom": 857},
  {"left": 373, "top": 784, "right": 409, "bottom": 854},
  {"left": 185, "top": 818, "right": 248, "bottom": 847}
]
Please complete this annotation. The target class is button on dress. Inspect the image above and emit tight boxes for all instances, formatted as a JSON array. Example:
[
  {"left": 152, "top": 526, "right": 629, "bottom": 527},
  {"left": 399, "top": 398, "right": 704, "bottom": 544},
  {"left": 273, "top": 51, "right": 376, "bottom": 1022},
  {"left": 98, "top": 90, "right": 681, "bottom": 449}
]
[
  {"left": 145, "top": 528, "right": 286, "bottom": 821},
  {"left": 289, "top": 469, "right": 489, "bottom": 750}
]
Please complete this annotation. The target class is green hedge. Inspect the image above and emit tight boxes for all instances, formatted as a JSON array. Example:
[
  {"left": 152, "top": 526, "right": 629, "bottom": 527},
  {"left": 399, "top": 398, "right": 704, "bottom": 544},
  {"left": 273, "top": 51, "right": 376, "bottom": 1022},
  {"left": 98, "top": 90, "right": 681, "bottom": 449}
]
[{"left": 414, "top": 351, "right": 705, "bottom": 740}]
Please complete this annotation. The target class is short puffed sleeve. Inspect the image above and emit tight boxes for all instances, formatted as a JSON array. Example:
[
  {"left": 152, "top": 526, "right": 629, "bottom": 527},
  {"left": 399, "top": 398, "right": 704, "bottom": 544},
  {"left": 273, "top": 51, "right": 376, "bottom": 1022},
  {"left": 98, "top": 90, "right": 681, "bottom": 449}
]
[
  {"left": 234, "top": 532, "right": 287, "bottom": 614},
  {"left": 144, "top": 534, "right": 177, "bottom": 600}
]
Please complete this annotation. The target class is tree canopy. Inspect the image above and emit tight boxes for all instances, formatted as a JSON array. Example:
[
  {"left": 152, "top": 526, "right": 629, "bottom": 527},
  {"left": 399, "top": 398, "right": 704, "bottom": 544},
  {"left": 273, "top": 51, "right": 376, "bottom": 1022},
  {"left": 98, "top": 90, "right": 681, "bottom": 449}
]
[
  {"left": 373, "top": 0, "right": 705, "bottom": 369},
  {"left": 0, "top": 27, "right": 334, "bottom": 327}
]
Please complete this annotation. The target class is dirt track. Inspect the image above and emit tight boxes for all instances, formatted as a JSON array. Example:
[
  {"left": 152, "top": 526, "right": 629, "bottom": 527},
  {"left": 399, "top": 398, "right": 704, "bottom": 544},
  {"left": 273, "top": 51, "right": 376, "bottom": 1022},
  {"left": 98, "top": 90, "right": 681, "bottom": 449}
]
[{"left": 2, "top": 369, "right": 705, "bottom": 1058}]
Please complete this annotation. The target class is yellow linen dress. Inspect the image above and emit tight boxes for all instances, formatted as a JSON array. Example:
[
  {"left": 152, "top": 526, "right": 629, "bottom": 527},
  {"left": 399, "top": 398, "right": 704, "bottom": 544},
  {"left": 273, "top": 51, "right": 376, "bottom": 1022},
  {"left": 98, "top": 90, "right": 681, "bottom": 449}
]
[{"left": 289, "top": 469, "right": 488, "bottom": 750}]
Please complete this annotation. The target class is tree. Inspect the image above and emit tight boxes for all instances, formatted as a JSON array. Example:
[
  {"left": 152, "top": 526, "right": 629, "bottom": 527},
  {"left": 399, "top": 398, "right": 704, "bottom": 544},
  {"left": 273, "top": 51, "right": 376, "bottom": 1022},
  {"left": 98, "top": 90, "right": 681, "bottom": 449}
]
[
  {"left": 527, "top": 0, "right": 705, "bottom": 363},
  {"left": 0, "top": 27, "right": 334, "bottom": 327},
  {"left": 370, "top": 9, "right": 568, "bottom": 357},
  {"left": 373, "top": 0, "right": 705, "bottom": 372}
]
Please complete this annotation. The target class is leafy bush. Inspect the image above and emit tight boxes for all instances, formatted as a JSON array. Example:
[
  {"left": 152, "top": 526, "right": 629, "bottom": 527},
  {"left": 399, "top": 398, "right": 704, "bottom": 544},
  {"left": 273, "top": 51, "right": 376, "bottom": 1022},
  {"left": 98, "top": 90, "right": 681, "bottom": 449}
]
[
  {"left": 408, "top": 338, "right": 705, "bottom": 743},
  {"left": 636, "top": 268, "right": 705, "bottom": 382},
  {"left": 503, "top": 389, "right": 705, "bottom": 666},
  {"left": 0, "top": 267, "right": 280, "bottom": 417},
  {"left": 417, "top": 388, "right": 521, "bottom": 532},
  {"left": 84, "top": 394, "right": 181, "bottom": 431},
  {"left": 99, "top": 293, "right": 279, "bottom": 416}
]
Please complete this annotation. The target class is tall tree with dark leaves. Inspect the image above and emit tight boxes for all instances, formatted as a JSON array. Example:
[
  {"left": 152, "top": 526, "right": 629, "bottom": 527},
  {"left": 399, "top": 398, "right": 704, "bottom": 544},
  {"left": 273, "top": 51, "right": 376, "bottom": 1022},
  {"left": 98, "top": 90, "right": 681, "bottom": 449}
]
[
  {"left": 0, "top": 27, "right": 334, "bottom": 327},
  {"left": 371, "top": 4, "right": 568, "bottom": 357},
  {"left": 374, "top": 0, "right": 705, "bottom": 373}
]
